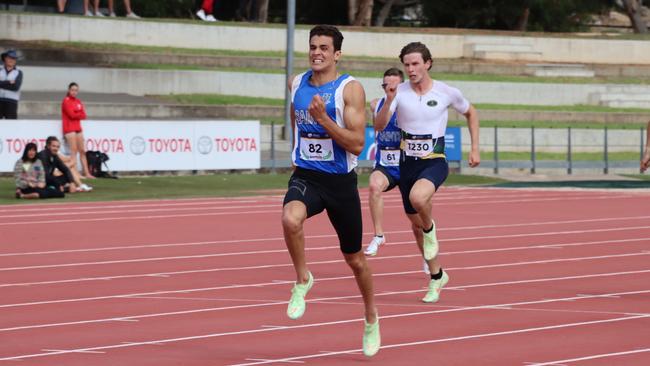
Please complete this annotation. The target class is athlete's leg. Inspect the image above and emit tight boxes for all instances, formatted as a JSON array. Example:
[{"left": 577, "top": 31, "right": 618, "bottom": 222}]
[
  {"left": 368, "top": 170, "right": 390, "bottom": 236},
  {"left": 344, "top": 251, "right": 378, "bottom": 322},
  {"left": 407, "top": 213, "right": 440, "bottom": 274},
  {"left": 64, "top": 133, "right": 79, "bottom": 172},
  {"left": 408, "top": 178, "right": 436, "bottom": 230},
  {"left": 75, "top": 132, "right": 94, "bottom": 178},
  {"left": 282, "top": 201, "right": 310, "bottom": 284}
]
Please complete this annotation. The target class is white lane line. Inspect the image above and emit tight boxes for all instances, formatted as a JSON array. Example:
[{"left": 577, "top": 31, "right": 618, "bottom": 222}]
[
  {"left": 2, "top": 249, "right": 649, "bottom": 310},
  {"left": 2, "top": 224, "right": 649, "bottom": 273},
  {"left": 1, "top": 269, "right": 649, "bottom": 333},
  {"left": 40, "top": 349, "right": 105, "bottom": 354},
  {"left": 0, "top": 194, "right": 639, "bottom": 226},
  {"left": 526, "top": 347, "right": 650, "bottom": 366},
  {"left": 228, "top": 315, "right": 650, "bottom": 366},
  {"left": 244, "top": 359, "right": 303, "bottom": 364},
  {"left": 3, "top": 236, "right": 648, "bottom": 288},
  {"left": 0, "top": 309, "right": 648, "bottom": 366},
  {"left": 2, "top": 214, "right": 649, "bottom": 257}
]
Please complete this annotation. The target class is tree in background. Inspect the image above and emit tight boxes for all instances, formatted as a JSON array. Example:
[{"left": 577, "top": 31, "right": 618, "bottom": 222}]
[
  {"left": 619, "top": 0, "right": 648, "bottom": 33},
  {"left": 421, "top": 0, "right": 610, "bottom": 32}
]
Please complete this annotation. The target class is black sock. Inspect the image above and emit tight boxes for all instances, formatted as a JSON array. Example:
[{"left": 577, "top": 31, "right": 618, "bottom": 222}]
[
  {"left": 430, "top": 268, "right": 443, "bottom": 280},
  {"left": 375, "top": 234, "right": 383, "bottom": 238},
  {"left": 423, "top": 224, "right": 434, "bottom": 233}
]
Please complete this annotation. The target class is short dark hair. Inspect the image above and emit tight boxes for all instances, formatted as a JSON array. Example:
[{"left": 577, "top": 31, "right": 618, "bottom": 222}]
[
  {"left": 399, "top": 42, "right": 433, "bottom": 70},
  {"left": 68, "top": 82, "right": 78, "bottom": 89},
  {"left": 309, "top": 25, "right": 344, "bottom": 52},
  {"left": 46, "top": 136, "right": 59, "bottom": 147},
  {"left": 21, "top": 142, "right": 38, "bottom": 163},
  {"left": 383, "top": 67, "right": 404, "bottom": 81}
]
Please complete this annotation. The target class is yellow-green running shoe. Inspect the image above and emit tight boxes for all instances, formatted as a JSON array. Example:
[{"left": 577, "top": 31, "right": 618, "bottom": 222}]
[
  {"left": 362, "top": 316, "right": 381, "bottom": 357},
  {"left": 422, "top": 270, "right": 449, "bottom": 303},
  {"left": 422, "top": 220, "right": 439, "bottom": 260},
  {"left": 286, "top": 271, "right": 314, "bottom": 320}
]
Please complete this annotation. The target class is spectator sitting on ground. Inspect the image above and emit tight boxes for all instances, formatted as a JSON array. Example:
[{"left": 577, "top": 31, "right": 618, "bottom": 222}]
[
  {"left": 196, "top": 0, "right": 218, "bottom": 22},
  {"left": 0, "top": 49, "right": 22, "bottom": 120},
  {"left": 38, "top": 136, "right": 92, "bottom": 194},
  {"left": 14, "top": 143, "right": 65, "bottom": 199},
  {"left": 58, "top": 152, "right": 93, "bottom": 189}
]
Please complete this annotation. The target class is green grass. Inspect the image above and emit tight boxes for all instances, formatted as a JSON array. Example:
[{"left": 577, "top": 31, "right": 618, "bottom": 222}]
[
  {"left": 474, "top": 151, "right": 641, "bottom": 161},
  {"left": 448, "top": 120, "right": 648, "bottom": 129},
  {"left": 0, "top": 173, "right": 504, "bottom": 205},
  {"left": 115, "top": 62, "right": 650, "bottom": 85},
  {"left": 161, "top": 94, "right": 285, "bottom": 106},
  {"left": 474, "top": 103, "right": 650, "bottom": 114}
]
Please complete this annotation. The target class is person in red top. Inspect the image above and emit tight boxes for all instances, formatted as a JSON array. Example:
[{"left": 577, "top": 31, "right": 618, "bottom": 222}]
[{"left": 62, "top": 82, "right": 94, "bottom": 179}]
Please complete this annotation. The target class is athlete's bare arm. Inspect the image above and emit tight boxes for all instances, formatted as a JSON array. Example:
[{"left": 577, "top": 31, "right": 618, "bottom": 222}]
[
  {"left": 374, "top": 81, "right": 398, "bottom": 132},
  {"left": 308, "top": 80, "right": 366, "bottom": 155},
  {"left": 463, "top": 105, "right": 480, "bottom": 168}
]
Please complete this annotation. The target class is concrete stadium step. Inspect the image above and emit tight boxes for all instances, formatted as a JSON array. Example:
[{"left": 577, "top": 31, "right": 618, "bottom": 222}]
[
  {"left": 525, "top": 63, "right": 595, "bottom": 78},
  {"left": 589, "top": 89, "right": 650, "bottom": 108},
  {"left": 464, "top": 43, "right": 543, "bottom": 61}
]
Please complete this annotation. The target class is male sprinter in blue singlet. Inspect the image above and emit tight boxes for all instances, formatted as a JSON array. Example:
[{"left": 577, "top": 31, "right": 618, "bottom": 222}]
[
  {"left": 376, "top": 42, "right": 480, "bottom": 303},
  {"left": 365, "top": 68, "right": 404, "bottom": 256},
  {"left": 281, "top": 25, "right": 380, "bottom": 357}
]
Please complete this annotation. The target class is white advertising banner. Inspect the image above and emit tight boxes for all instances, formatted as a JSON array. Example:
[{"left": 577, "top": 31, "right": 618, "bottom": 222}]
[{"left": 0, "top": 120, "right": 260, "bottom": 172}]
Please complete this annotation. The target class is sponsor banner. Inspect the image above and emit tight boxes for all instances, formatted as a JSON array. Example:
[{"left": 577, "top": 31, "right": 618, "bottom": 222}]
[
  {"left": 360, "top": 126, "right": 463, "bottom": 161},
  {"left": 0, "top": 120, "right": 260, "bottom": 172}
]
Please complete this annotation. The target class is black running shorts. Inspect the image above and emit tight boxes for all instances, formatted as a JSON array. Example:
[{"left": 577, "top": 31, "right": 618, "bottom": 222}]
[{"left": 283, "top": 167, "right": 363, "bottom": 254}]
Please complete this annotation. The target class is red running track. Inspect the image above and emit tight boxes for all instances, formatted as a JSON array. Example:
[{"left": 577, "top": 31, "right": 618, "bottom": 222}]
[{"left": 1, "top": 187, "right": 649, "bottom": 365}]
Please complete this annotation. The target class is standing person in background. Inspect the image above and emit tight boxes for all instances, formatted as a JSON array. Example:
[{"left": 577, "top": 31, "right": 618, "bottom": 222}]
[
  {"left": 105, "top": 0, "right": 140, "bottom": 18},
  {"left": 14, "top": 143, "right": 64, "bottom": 199},
  {"left": 62, "top": 82, "right": 94, "bottom": 179},
  {"left": 0, "top": 50, "right": 22, "bottom": 120},
  {"left": 642, "top": 120, "right": 650, "bottom": 172},
  {"left": 196, "top": 0, "right": 218, "bottom": 21},
  {"left": 375, "top": 42, "right": 480, "bottom": 303},
  {"left": 365, "top": 68, "right": 404, "bottom": 256}
]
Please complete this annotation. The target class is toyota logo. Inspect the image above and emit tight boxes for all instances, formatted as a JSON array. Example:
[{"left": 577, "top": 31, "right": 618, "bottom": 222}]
[
  {"left": 130, "top": 136, "right": 146, "bottom": 155},
  {"left": 197, "top": 136, "right": 213, "bottom": 155}
]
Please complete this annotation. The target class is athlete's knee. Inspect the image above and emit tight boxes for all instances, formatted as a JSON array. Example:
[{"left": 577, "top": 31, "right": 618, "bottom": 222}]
[
  {"left": 368, "top": 180, "right": 383, "bottom": 196},
  {"left": 409, "top": 192, "right": 429, "bottom": 212},
  {"left": 344, "top": 252, "right": 366, "bottom": 272},
  {"left": 282, "top": 207, "right": 305, "bottom": 233}
]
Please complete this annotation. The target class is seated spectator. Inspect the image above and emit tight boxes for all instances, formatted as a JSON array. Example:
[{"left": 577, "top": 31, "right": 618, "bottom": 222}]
[
  {"left": 37, "top": 136, "right": 92, "bottom": 194},
  {"left": 14, "top": 143, "right": 64, "bottom": 199}
]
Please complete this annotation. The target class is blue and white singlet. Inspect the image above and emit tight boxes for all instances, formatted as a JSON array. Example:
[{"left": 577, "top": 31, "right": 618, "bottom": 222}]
[
  {"left": 291, "top": 70, "right": 357, "bottom": 174},
  {"left": 374, "top": 97, "right": 401, "bottom": 179}
]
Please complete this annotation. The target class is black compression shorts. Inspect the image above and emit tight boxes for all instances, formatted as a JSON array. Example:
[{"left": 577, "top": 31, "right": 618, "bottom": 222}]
[{"left": 283, "top": 167, "right": 363, "bottom": 254}]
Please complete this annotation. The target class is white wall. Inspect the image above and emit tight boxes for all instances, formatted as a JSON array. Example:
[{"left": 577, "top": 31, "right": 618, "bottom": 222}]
[{"left": 3, "top": 13, "right": 650, "bottom": 64}]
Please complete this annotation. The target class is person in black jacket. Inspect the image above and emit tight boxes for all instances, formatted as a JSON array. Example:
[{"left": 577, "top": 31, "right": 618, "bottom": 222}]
[
  {"left": 0, "top": 50, "right": 23, "bottom": 120},
  {"left": 38, "top": 136, "right": 79, "bottom": 194}
]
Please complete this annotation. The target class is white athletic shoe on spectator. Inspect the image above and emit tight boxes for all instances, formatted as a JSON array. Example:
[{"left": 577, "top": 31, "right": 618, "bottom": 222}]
[
  {"left": 109, "top": 12, "right": 117, "bottom": 17},
  {"left": 126, "top": 12, "right": 141, "bottom": 19},
  {"left": 364, "top": 235, "right": 385, "bottom": 256},
  {"left": 423, "top": 260, "right": 430, "bottom": 275},
  {"left": 196, "top": 9, "right": 208, "bottom": 20},
  {"left": 206, "top": 14, "right": 218, "bottom": 22},
  {"left": 84, "top": 10, "right": 94, "bottom": 16},
  {"left": 94, "top": 11, "right": 105, "bottom": 17},
  {"left": 77, "top": 183, "right": 93, "bottom": 192}
]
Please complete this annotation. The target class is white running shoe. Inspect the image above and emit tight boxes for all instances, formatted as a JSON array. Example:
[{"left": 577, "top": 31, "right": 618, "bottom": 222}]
[
  {"left": 109, "top": 12, "right": 117, "bottom": 17},
  {"left": 196, "top": 9, "right": 207, "bottom": 20},
  {"left": 79, "top": 183, "right": 93, "bottom": 192},
  {"left": 94, "top": 11, "right": 105, "bottom": 17},
  {"left": 126, "top": 12, "right": 141, "bottom": 19},
  {"left": 84, "top": 10, "right": 94, "bottom": 16},
  {"left": 206, "top": 14, "right": 218, "bottom": 22},
  {"left": 364, "top": 236, "right": 385, "bottom": 256},
  {"left": 423, "top": 260, "right": 430, "bottom": 275}
]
